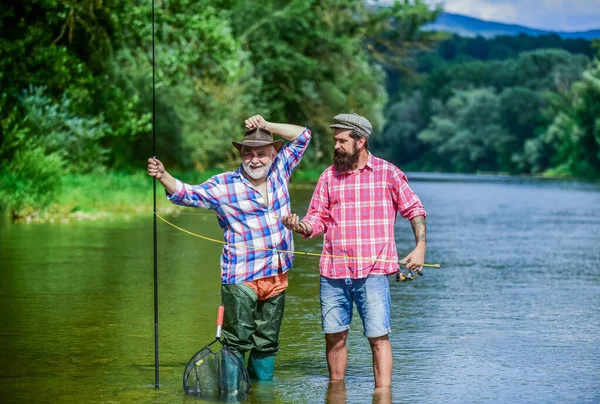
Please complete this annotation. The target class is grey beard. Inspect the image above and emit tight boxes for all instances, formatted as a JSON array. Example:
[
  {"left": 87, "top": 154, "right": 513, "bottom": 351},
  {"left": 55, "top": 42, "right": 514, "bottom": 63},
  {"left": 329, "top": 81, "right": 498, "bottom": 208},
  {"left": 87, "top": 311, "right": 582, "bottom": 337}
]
[{"left": 242, "top": 161, "right": 272, "bottom": 180}]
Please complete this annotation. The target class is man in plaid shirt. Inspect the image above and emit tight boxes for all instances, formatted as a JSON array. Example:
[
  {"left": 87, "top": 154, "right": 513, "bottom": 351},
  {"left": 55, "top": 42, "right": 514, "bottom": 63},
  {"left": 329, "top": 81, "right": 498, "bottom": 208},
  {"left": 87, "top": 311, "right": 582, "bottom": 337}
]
[
  {"left": 147, "top": 115, "right": 311, "bottom": 381},
  {"left": 282, "top": 113, "right": 427, "bottom": 388}
]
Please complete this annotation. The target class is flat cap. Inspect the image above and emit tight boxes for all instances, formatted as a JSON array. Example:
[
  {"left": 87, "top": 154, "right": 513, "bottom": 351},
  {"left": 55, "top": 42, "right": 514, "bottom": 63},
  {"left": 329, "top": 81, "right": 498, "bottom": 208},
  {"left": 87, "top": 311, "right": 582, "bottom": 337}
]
[{"left": 330, "top": 113, "right": 372, "bottom": 139}]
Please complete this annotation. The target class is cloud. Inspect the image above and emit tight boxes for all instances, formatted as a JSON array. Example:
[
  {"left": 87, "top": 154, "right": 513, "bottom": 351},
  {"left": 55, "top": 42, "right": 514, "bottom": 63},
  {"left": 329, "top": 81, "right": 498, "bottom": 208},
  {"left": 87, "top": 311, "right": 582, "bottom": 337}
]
[{"left": 443, "top": 0, "right": 518, "bottom": 23}]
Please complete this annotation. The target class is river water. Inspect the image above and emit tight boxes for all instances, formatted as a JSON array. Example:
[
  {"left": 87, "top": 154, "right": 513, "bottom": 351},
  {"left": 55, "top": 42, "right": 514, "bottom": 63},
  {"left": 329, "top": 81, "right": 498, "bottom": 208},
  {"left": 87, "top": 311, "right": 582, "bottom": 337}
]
[{"left": 1, "top": 174, "right": 599, "bottom": 403}]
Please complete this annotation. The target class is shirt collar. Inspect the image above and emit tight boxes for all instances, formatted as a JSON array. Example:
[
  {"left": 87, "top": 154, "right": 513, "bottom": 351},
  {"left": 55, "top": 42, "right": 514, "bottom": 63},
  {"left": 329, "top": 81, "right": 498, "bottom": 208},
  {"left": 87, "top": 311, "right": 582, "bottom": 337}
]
[
  {"left": 363, "top": 152, "right": 375, "bottom": 171},
  {"left": 355, "top": 152, "right": 374, "bottom": 173}
]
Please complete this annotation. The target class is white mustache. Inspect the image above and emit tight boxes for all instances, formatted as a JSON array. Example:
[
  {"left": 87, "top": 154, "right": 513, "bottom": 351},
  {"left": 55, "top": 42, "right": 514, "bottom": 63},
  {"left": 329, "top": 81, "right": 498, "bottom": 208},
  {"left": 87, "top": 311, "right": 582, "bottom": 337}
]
[{"left": 242, "top": 161, "right": 272, "bottom": 180}]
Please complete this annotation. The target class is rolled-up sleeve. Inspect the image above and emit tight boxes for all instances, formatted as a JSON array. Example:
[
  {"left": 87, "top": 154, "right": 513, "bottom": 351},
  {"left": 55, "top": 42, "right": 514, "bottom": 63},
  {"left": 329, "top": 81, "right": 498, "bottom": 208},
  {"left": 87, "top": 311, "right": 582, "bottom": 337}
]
[
  {"left": 394, "top": 171, "right": 427, "bottom": 220},
  {"left": 166, "top": 176, "right": 220, "bottom": 210},
  {"left": 301, "top": 173, "right": 329, "bottom": 238},
  {"left": 274, "top": 128, "right": 311, "bottom": 179}
]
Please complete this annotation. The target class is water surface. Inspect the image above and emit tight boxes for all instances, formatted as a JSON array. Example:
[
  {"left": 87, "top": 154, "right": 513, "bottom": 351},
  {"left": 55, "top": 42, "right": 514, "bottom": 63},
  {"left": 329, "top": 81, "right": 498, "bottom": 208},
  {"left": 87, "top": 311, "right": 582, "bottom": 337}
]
[{"left": 1, "top": 174, "right": 599, "bottom": 403}]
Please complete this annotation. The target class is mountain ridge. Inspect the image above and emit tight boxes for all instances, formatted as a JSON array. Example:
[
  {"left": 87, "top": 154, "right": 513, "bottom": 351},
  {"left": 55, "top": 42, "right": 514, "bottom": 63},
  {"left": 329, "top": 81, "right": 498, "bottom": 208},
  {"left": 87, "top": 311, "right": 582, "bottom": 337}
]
[{"left": 423, "top": 12, "right": 600, "bottom": 40}]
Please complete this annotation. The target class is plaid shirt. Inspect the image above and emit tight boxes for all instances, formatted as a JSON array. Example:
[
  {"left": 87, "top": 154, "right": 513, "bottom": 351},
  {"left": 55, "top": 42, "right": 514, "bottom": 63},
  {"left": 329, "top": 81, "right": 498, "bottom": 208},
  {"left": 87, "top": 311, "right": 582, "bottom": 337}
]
[
  {"left": 302, "top": 153, "right": 426, "bottom": 279},
  {"left": 167, "top": 129, "right": 311, "bottom": 284}
]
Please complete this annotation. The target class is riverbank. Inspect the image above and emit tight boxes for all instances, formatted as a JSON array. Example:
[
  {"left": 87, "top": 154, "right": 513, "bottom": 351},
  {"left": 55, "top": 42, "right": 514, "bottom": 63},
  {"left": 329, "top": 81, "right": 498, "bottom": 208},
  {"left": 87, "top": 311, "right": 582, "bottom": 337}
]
[
  {"left": 1, "top": 168, "right": 595, "bottom": 222},
  {"left": 0, "top": 169, "right": 327, "bottom": 222}
]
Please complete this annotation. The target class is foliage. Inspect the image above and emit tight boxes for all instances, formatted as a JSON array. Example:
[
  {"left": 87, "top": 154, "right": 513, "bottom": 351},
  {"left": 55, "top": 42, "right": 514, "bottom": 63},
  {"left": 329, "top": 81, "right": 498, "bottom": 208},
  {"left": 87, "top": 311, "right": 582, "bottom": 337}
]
[
  {"left": 429, "top": 33, "right": 595, "bottom": 65},
  {"left": 542, "top": 56, "right": 600, "bottom": 178},
  {"left": 2, "top": 1, "right": 599, "bottom": 219},
  {"left": 371, "top": 91, "right": 428, "bottom": 165},
  {"left": 222, "top": 0, "right": 440, "bottom": 160},
  {"left": 417, "top": 88, "right": 513, "bottom": 172},
  {"left": 380, "top": 46, "right": 595, "bottom": 177},
  {"left": 0, "top": 147, "right": 64, "bottom": 219},
  {"left": 0, "top": 0, "right": 443, "bottom": 217}
]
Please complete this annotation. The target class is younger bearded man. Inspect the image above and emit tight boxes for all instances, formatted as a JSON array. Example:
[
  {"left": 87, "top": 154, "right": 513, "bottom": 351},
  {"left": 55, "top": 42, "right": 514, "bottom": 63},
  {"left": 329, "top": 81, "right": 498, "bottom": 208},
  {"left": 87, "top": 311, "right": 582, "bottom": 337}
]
[{"left": 283, "top": 113, "right": 426, "bottom": 387}]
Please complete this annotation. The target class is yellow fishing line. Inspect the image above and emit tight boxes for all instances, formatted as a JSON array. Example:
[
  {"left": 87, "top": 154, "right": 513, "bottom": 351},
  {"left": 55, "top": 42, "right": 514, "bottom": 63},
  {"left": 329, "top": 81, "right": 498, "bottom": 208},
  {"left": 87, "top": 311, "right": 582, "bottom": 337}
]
[{"left": 155, "top": 213, "right": 440, "bottom": 268}]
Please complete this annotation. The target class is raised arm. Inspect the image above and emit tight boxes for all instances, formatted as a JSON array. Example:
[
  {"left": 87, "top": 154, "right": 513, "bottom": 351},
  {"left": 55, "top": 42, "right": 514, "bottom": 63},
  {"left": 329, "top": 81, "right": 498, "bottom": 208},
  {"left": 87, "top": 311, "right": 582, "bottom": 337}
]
[
  {"left": 147, "top": 157, "right": 220, "bottom": 209},
  {"left": 245, "top": 115, "right": 305, "bottom": 141}
]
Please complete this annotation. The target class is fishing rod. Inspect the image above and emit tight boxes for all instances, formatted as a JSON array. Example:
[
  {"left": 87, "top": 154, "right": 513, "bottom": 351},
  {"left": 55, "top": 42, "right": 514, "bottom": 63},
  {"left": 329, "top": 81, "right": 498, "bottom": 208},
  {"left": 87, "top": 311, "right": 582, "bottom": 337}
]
[{"left": 152, "top": 0, "right": 159, "bottom": 389}]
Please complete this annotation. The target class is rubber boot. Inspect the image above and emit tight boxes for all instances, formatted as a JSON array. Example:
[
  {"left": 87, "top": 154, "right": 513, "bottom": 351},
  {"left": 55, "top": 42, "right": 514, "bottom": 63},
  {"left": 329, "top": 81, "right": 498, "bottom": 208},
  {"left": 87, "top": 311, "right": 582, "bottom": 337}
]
[
  {"left": 247, "top": 352, "right": 275, "bottom": 381},
  {"left": 220, "top": 349, "right": 245, "bottom": 395}
]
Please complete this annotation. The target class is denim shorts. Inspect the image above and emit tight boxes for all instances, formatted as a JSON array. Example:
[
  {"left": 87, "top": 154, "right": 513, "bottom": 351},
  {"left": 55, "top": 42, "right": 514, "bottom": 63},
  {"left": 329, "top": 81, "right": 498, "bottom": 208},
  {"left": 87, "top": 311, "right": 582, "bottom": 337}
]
[{"left": 320, "top": 275, "right": 391, "bottom": 338}]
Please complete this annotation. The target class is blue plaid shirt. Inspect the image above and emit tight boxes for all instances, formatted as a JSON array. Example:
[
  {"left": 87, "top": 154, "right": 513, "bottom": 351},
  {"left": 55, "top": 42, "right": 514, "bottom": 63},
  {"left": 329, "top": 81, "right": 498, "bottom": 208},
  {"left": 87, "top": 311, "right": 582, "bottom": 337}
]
[{"left": 167, "top": 129, "right": 311, "bottom": 284}]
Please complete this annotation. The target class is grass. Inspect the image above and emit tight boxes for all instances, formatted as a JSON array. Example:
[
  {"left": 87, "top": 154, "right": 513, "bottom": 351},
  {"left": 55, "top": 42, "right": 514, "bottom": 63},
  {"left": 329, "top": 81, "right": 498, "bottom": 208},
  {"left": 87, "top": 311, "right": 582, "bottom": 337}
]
[
  {"left": 2, "top": 164, "right": 595, "bottom": 222},
  {"left": 56, "top": 171, "right": 223, "bottom": 218},
  {"left": 1, "top": 168, "right": 324, "bottom": 222}
]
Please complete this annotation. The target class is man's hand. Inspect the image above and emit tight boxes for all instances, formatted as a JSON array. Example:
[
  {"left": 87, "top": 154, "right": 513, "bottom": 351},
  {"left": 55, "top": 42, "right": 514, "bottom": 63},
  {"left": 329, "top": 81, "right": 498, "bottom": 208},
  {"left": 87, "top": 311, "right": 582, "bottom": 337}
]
[
  {"left": 282, "top": 214, "right": 312, "bottom": 235},
  {"left": 402, "top": 215, "right": 427, "bottom": 271},
  {"left": 147, "top": 157, "right": 177, "bottom": 194},
  {"left": 401, "top": 244, "right": 426, "bottom": 272},
  {"left": 245, "top": 115, "right": 269, "bottom": 130},
  {"left": 147, "top": 157, "right": 165, "bottom": 179},
  {"left": 245, "top": 115, "right": 305, "bottom": 141}
]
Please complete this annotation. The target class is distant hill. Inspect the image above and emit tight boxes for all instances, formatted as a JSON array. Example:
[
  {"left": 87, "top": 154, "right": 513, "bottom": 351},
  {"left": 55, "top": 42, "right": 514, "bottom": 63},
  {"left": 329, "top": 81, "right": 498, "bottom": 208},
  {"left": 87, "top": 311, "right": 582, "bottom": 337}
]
[{"left": 423, "top": 12, "right": 600, "bottom": 40}]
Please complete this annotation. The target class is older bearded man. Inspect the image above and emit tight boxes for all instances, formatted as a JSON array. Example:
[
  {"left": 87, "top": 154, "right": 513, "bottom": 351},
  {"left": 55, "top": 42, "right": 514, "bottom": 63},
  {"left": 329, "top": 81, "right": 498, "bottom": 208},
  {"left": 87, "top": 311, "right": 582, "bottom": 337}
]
[{"left": 148, "top": 115, "right": 311, "bottom": 381}]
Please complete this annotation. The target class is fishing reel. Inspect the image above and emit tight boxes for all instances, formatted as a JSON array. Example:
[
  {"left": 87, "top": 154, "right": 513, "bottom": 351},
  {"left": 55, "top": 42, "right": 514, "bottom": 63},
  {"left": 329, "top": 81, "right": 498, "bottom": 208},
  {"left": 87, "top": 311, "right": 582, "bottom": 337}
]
[{"left": 395, "top": 268, "right": 423, "bottom": 282}]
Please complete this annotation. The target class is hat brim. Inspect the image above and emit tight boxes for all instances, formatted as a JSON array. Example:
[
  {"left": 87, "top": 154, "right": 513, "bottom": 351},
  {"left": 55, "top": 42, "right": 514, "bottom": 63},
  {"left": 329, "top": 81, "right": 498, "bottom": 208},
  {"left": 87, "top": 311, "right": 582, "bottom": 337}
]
[
  {"left": 330, "top": 123, "right": 356, "bottom": 131},
  {"left": 232, "top": 139, "right": 283, "bottom": 152}
]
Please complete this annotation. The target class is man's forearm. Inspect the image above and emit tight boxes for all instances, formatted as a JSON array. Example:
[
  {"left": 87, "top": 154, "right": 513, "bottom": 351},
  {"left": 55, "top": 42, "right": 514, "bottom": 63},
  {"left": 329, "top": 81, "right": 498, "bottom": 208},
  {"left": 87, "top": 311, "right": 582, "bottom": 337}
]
[
  {"left": 410, "top": 215, "right": 426, "bottom": 247},
  {"left": 265, "top": 122, "right": 305, "bottom": 141},
  {"left": 297, "top": 220, "right": 313, "bottom": 236},
  {"left": 159, "top": 171, "right": 178, "bottom": 195}
]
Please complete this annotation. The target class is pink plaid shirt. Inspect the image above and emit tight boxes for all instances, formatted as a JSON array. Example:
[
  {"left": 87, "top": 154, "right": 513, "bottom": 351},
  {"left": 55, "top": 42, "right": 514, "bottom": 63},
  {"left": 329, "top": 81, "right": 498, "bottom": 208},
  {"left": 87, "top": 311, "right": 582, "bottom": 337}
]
[{"left": 302, "top": 153, "right": 426, "bottom": 279}]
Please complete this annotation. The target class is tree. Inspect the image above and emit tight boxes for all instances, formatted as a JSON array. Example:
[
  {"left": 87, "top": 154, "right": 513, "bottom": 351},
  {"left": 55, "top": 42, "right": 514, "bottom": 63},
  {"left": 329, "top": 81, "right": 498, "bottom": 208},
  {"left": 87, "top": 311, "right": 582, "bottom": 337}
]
[
  {"left": 373, "top": 91, "right": 428, "bottom": 167},
  {"left": 543, "top": 53, "right": 600, "bottom": 178},
  {"left": 227, "top": 0, "right": 440, "bottom": 163},
  {"left": 417, "top": 88, "right": 513, "bottom": 172}
]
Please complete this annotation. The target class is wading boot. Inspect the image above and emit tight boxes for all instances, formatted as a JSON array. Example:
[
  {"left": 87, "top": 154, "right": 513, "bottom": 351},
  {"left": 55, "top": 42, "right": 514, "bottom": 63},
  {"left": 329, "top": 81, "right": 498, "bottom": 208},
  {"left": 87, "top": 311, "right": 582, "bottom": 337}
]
[
  {"left": 220, "top": 349, "right": 245, "bottom": 395},
  {"left": 247, "top": 352, "right": 275, "bottom": 381}
]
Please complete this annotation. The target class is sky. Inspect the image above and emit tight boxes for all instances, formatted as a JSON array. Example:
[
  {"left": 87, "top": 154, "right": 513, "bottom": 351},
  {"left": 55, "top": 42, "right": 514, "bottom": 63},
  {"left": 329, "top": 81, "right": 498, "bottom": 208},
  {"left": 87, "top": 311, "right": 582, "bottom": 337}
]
[{"left": 423, "top": 0, "right": 600, "bottom": 32}]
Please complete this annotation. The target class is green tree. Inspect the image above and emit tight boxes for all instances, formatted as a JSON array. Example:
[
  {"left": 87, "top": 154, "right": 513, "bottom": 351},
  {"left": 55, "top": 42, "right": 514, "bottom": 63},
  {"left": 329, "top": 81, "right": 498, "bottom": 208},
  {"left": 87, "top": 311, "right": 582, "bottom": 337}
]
[
  {"left": 372, "top": 91, "right": 428, "bottom": 167},
  {"left": 227, "top": 0, "right": 440, "bottom": 162},
  {"left": 0, "top": 0, "right": 149, "bottom": 169},
  {"left": 111, "top": 1, "right": 258, "bottom": 170},
  {"left": 498, "top": 86, "right": 547, "bottom": 172},
  {"left": 543, "top": 54, "right": 600, "bottom": 178},
  {"left": 417, "top": 88, "right": 513, "bottom": 172},
  {"left": 493, "top": 49, "right": 589, "bottom": 91}
]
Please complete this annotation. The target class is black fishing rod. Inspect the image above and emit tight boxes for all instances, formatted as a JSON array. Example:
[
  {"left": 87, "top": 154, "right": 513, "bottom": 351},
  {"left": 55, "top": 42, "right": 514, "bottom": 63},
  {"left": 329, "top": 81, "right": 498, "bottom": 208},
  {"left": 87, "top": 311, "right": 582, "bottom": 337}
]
[{"left": 152, "top": 0, "right": 159, "bottom": 389}]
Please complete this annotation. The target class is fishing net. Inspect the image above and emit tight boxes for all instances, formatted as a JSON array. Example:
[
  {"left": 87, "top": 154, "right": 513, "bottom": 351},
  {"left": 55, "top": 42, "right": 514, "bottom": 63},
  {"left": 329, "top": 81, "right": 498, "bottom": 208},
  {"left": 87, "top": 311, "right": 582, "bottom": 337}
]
[
  {"left": 183, "top": 305, "right": 250, "bottom": 399},
  {"left": 183, "top": 342, "right": 250, "bottom": 399}
]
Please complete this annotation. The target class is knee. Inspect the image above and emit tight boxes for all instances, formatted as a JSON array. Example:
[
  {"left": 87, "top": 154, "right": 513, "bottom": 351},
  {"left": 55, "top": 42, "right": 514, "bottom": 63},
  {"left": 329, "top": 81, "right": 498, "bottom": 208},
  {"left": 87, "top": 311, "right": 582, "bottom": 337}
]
[
  {"left": 325, "top": 331, "right": 348, "bottom": 347},
  {"left": 368, "top": 334, "right": 390, "bottom": 348}
]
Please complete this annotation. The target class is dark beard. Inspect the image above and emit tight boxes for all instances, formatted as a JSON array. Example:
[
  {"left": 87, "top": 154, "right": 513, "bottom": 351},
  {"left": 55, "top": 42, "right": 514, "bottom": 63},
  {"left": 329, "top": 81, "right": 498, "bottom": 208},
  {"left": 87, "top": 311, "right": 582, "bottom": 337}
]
[{"left": 333, "top": 144, "right": 360, "bottom": 173}]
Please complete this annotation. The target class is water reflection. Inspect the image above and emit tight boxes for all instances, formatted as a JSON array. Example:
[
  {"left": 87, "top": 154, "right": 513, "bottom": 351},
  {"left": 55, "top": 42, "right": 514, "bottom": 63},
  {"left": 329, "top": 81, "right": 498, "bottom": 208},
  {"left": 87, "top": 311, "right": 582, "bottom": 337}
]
[
  {"left": 325, "top": 381, "right": 347, "bottom": 404},
  {"left": 324, "top": 382, "right": 393, "bottom": 404},
  {"left": 372, "top": 387, "right": 392, "bottom": 404}
]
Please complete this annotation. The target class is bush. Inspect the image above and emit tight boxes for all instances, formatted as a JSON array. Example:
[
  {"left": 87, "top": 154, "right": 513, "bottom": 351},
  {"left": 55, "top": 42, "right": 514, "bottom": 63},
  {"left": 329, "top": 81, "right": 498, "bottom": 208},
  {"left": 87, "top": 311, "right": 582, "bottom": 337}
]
[{"left": 0, "top": 146, "right": 64, "bottom": 218}]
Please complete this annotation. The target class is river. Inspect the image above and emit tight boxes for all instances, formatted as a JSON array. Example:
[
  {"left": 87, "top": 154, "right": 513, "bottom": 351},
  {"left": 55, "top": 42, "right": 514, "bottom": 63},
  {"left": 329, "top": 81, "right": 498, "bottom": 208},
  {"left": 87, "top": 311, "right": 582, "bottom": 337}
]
[{"left": 1, "top": 173, "right": 599, "bottom": 403}]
